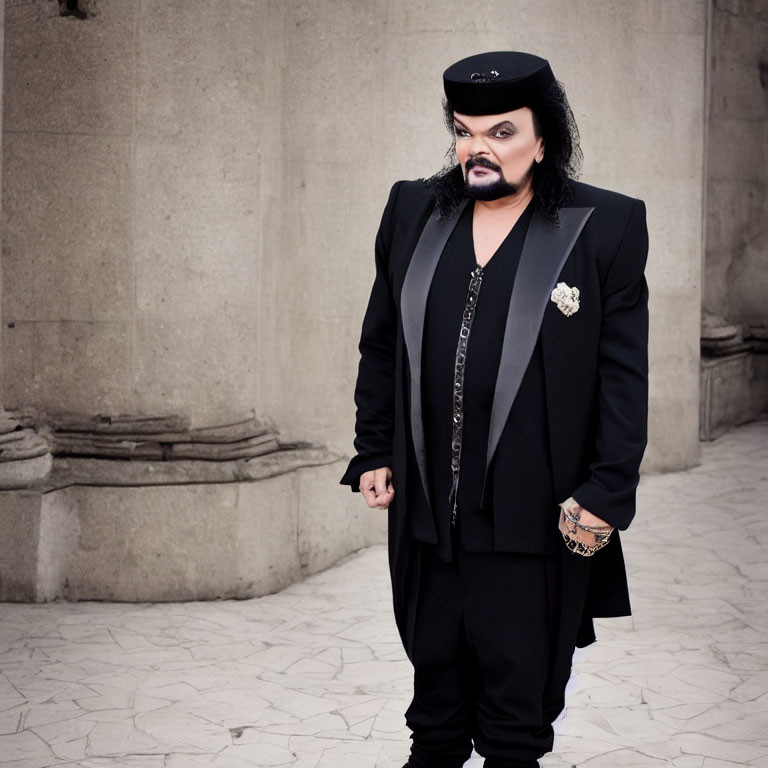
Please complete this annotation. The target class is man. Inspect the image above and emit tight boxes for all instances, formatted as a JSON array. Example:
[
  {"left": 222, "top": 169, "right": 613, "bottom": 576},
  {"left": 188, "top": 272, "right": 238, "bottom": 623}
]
[{"left": 340, "top": 51, "right": 649, "bottom": 768}]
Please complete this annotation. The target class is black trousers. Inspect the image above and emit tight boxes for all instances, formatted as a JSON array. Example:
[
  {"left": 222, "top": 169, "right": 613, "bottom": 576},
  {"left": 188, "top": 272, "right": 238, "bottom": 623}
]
[{"left": 403, "top": 536, "right": 592, "bottom": 768}]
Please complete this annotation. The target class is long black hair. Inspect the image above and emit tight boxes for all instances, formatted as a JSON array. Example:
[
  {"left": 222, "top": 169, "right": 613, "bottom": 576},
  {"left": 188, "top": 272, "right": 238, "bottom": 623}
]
[{"left": 424, "top": 80, "right": 582, "bottom": 224}]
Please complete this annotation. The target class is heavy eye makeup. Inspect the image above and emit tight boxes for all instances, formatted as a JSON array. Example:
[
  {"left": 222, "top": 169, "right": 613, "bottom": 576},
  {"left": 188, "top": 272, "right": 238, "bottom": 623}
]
[
  {"left": 453, "top": 120, "right": 517, "bottom": 139},
  {"left": 454, "top": 125, "right": 471, "bottom": 138}
]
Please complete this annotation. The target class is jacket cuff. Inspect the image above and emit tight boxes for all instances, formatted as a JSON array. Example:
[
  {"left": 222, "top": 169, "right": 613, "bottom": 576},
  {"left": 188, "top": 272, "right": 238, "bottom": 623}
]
[
  {"left": 339, "top": 454, "right": 393, "bottom": 492},
  {"left": 571, "top": 481, "right": 637, "bottom": 531}
]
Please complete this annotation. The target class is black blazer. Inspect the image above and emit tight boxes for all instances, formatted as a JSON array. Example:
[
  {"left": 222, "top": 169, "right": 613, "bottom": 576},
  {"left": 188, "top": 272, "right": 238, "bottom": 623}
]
[{"left": 341, "top": 179, "right": 649, "bottom": 647}]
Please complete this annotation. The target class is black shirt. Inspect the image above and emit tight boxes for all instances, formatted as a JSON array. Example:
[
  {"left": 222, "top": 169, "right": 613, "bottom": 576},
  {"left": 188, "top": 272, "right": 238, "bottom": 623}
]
[{"left": 421, "top": 200, "right": 556, "bottom": 560}]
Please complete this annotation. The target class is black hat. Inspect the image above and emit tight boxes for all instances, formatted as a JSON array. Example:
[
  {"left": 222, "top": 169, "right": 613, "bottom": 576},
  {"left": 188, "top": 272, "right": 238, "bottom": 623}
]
[{"left": 443, "top": 51, "right": 556, "bottom": 115}]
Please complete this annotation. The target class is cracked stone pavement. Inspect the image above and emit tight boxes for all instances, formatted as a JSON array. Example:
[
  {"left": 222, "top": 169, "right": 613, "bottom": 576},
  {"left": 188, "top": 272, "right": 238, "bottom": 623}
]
[{"left": 0, "top": 420, "right": 767, "bottom": 767}]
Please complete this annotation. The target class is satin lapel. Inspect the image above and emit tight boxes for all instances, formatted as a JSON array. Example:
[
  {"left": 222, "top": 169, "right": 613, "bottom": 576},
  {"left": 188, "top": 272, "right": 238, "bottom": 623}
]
[
  {"left": 485, "top": 206, "right": 595, "bottom": 475},
  {"left": 401, "top": 199, "right": 469, "bottom": 509}
]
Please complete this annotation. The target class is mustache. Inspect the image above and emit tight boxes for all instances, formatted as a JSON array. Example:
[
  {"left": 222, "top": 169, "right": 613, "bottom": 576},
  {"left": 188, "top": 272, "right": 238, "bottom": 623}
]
[{"left": 465, "top": 156, "right": 501, "bottom": 173}]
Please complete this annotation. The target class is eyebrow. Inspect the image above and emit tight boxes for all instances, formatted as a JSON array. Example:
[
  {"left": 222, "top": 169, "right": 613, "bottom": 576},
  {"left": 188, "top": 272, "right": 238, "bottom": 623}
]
[{"left": 453, "top": 118, "right": 517, "bottom": 133}]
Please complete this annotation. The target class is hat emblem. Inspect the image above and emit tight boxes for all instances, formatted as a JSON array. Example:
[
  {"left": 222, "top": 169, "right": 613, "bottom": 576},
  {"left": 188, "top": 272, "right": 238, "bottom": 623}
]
[{"left": 470, "top": 69, "right": 500, "bottom": 83}]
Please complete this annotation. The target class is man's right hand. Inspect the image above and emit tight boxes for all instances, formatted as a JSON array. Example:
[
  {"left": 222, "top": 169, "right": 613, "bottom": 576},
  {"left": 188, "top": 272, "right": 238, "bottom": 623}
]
[{"left": 360, "top": 467, "right": 395, "bottom": 509}]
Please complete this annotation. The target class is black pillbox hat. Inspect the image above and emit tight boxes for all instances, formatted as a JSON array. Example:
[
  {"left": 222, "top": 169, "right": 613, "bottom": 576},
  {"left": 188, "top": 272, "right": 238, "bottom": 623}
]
[{"left": 443, "top": 51, "right": 556, "bottom": 115}]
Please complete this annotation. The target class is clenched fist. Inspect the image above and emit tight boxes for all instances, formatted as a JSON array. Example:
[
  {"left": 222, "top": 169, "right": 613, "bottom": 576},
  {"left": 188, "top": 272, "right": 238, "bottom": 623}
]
[{"left": 360, "top": 467, "right": 395, "bottom": 509}]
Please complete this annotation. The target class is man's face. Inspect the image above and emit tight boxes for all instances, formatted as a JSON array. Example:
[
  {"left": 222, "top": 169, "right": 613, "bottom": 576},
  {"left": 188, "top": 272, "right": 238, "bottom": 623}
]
[{"left": 453, "top": 107, "right": 544, "bottom": 201}]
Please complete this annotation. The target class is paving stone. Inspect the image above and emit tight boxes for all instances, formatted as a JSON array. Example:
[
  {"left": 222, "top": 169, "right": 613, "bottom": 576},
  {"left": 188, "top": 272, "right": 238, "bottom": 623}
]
[{"left": 0, "top": 421, "right": 766, "bottom": 767}]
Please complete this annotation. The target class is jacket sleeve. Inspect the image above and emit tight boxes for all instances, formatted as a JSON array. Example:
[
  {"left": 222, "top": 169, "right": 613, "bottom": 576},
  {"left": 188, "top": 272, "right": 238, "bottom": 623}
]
[
  {"left": 339, "top": 181, "right": 403, "bottom": 491},
  {"left": 572, "top": 198, "right": 649, "bottom": 529}
]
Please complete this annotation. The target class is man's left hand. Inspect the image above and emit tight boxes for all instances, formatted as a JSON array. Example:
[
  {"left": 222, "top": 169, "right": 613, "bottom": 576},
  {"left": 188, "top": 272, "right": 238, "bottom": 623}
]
[{"left": 558, "top": 496, "right": 613, "bottom": 550}]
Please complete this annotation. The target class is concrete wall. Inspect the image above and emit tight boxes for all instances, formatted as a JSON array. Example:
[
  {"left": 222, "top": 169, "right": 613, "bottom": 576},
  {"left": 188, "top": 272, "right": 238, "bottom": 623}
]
[
  {"left": 0, "top": 0, "right": 4, "bottom": 400},
  {"left": 2, "top": 0, "right": 266, "bottom": 425},
  {"left": 2, "top": 0, "right": 708, "bottom": 471},
  {"left": 704, "top": 0, "right": 768, "bottom": 329},
  {"left": 0, "top": 1, "right": 710, "bottom": 600},
  {"left": 259, "top": 0, "right": 708, "bottom": 472},
  {"left": 0, "top": 0, "right": 385, "bottom": 601}
]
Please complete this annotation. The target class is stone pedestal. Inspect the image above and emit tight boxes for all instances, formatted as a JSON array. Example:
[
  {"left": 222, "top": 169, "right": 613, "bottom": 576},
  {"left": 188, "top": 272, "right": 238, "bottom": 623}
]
[
  {"left": 700, "top": 352, "right": 768, "bottom": 440},
  {"left": 0, "top": 459, "right": 385, "bottom": 602}
]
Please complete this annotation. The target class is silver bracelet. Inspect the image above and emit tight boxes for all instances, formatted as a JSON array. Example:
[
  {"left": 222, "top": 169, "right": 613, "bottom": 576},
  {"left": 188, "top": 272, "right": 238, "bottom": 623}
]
[
  {"left": 562, "top": 507, "right": 613, "bottom": 535},
  {"left": 560, "top": 506, "right": 613, "bottom": 557}
]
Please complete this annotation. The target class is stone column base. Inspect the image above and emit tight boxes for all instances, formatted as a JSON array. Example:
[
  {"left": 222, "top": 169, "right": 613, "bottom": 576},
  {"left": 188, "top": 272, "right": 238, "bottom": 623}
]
[
  {"left": 0, "top": 460, "right": 386, "bottom": 602},
  {"left": 700, "top": 352, "right": 768, "bottom": 440}
]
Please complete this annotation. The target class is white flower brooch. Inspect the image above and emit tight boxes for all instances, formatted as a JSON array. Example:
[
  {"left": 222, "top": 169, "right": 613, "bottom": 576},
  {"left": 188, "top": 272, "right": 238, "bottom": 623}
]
[{"left": 550, "top": 282, "right": 580, "bottom": 317}]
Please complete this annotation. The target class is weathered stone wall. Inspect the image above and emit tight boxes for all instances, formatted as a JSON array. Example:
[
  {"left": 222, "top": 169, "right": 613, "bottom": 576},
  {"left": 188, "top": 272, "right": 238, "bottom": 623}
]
[
  {"left": 0, "top": 0, "right": 385, "bottom": 600},
  {"left": 0, "top": 0, "right": 711, "bottom": 600},
  {"left": 0, "top": 0, "right": 4, "bottom": 400},
  {"left": 704, "top": 0, "right": 768, "bottom": 329},
  {"left": 2, "top": 0, "right": 266, "bottom": 424},
  {"left": 259, "top": 0, "right": 708, "bottom": 473},
  {"left": 2, "top": 0, "right": 708, "bottom": 472}
]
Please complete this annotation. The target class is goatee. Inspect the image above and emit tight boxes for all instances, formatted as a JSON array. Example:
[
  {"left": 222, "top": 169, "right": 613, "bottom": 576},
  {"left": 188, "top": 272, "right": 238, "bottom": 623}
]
[
  {"left": 465, "top": 176, "right": 523, "bottom": 201},
  {"left": 463, "top": 157, "right": 532, "bottom": 201}
]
